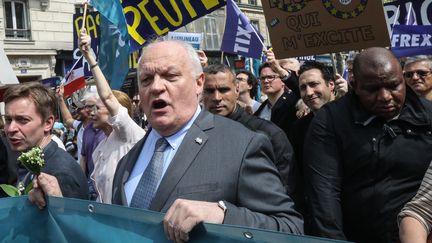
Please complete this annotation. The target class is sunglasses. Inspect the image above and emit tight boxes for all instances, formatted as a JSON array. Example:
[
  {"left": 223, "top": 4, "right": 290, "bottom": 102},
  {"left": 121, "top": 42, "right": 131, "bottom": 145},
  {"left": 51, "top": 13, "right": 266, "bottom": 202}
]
[{"left": 403, "top": 70, "right": 432, "bottom": 79}]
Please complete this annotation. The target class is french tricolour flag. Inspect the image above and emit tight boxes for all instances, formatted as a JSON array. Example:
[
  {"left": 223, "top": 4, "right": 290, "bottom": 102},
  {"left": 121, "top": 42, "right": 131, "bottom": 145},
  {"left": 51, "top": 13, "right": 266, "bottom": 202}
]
[{"left": 61, "top": 56, "right": 86, "bottom": 97}]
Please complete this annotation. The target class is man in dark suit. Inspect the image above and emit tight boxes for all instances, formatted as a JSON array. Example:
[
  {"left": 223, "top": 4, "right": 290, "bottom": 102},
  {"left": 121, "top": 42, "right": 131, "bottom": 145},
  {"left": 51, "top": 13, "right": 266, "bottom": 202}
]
[{"left": 112, "top": 40, "right": 303, "bottom": 242}]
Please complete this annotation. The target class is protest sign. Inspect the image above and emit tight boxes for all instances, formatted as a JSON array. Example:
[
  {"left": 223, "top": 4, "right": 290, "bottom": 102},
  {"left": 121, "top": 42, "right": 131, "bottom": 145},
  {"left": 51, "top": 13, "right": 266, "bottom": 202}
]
[
  {"left": 121, "top": 0, "right": 226, "bottom": 52},
  {"left": 391, "top": 25, "right": 432, "bottom": 57},
  {"left": 167, "top": 32, "right": 203, "bottom": 50},
  {"left": 261, "top": 1, "right": 390, "bottom": 58}
]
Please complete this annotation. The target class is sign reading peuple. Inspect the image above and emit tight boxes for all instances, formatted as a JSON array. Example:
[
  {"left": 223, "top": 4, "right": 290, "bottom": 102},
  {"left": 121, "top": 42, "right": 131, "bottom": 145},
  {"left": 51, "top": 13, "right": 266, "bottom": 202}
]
[
  {"left": 261, "top": 0, "right": 390, "bottom": 58},
  {"left": 121, "top": 0, "right": 226, "bottom": 52}
]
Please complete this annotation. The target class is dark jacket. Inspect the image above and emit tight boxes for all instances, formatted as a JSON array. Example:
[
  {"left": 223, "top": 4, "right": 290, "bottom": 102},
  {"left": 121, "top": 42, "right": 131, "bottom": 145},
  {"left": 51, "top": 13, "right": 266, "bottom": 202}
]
[
  {"left": 229, "top": 106, "right": 301, "bottom": 208},
  {"left": 304, "top": 89, "right": 432, "bottom": 243},
  {"left": 254, "top": 88, "right": 298, "bottom": 136},
  {"left": 0, "top": 138, "right": 88, "bottom": 199},
  {"left": 42, "top": 140, "right": 88, "bottom": 199},
  {"left": 289, "top": 112, "right": 314, "bottom": 171}
]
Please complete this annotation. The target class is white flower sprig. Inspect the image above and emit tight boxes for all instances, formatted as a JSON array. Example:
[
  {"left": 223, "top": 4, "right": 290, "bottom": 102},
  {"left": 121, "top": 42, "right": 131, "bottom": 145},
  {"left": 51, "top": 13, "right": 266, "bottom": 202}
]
[{"left": 17, "top": 147, "right": 45, "bottom": 175}]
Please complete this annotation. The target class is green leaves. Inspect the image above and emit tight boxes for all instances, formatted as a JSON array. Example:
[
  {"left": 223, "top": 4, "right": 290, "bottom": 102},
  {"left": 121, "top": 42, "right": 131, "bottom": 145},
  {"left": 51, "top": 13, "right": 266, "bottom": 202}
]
[
  {"left": 0, "top": 184, "right": 20, "bottom": 197},
  {"left": 1, "top": 147, "right": 43, "bottom": 197}
]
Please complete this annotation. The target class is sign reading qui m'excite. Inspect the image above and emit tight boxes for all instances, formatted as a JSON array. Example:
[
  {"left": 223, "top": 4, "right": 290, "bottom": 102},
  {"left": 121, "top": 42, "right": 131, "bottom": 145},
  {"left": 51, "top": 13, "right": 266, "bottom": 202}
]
[
  {"left": 261, "top": 0, "right": 390, "bottom": 58},
  {"left": 122, "top": 0, "right": 226, "bottom": 51}
]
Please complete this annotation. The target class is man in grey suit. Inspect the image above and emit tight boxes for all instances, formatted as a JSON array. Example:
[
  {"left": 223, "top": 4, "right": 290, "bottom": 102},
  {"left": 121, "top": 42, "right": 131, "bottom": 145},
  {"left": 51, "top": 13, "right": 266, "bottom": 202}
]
[
  {"left": 114, "top": 39, "right": 302, "bottom": 241},
  {"left": 30, "top": 39, "right": 303, "bottom": 242}
]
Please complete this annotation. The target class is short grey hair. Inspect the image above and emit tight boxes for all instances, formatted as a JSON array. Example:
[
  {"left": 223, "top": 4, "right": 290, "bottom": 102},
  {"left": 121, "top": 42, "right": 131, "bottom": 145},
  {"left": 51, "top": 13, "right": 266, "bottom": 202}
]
[
  {"left": 404, "top": 56, "right": 432, "bottom": 70},
  {"left": 137, "top": 38, "right": 203, "bottom": 80}
]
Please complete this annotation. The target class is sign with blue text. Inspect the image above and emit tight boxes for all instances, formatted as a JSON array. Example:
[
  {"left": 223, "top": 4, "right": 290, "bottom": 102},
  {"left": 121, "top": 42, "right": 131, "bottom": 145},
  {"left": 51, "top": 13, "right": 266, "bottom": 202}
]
[{"left": 391, "top": 25, "right": 432, "bottom": 57}]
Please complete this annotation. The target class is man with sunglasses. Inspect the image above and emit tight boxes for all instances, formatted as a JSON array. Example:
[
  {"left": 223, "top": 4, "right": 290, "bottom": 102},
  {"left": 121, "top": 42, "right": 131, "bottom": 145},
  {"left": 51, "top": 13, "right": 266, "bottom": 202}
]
[{"left": 403, "top": 57, "right": 432, "bottom": 101}]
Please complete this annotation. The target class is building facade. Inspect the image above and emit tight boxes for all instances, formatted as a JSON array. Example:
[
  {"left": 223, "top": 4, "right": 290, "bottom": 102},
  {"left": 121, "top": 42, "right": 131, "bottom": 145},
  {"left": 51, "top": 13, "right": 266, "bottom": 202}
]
[
  {"left": 0, "top": 0, "right": 269, "bottom": 83},
  {"left": 0, "top": 0, "right": 83, "bottom": 82}
]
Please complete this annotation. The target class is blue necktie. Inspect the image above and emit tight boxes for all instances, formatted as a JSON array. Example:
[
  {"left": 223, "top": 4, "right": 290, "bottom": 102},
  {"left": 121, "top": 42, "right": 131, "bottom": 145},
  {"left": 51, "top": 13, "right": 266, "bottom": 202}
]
[{"left": 130, "top": 138, "right": 168, "bottom": 209}]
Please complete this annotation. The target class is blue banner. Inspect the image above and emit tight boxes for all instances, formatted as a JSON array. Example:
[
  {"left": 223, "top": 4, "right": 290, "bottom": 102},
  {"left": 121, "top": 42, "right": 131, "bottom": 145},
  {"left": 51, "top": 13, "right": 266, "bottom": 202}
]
[
  {"left": 221, "top": 0, "right": 264, "bottom": 59},
  {"left": 0, "top": 196, "right": 349, "bottom": 243},
  {"left": 391, "top": 25, "right": 432, "bottom": 57},
  {"left": 122, "top": 0, "right": 226, "bottom": 52}
]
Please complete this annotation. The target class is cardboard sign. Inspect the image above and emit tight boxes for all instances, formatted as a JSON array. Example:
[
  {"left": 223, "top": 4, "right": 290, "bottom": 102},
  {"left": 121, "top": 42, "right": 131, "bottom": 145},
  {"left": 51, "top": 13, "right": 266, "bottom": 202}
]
[{"left": 261, "top": 0, "right": 391, "bottom": 58}]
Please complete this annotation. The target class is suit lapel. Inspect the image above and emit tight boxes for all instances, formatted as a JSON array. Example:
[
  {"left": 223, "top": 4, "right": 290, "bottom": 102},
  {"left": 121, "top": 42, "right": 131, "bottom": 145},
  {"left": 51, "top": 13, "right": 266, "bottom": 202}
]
[{"left": 150, "top": 111, "right": 213, "bottom": 211}]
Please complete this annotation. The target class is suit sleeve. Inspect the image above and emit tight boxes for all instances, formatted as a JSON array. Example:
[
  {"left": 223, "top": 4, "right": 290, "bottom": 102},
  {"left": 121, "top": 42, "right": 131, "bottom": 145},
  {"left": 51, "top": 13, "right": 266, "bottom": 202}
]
[
  {"left": 223, "top": 132, "right": 304, "bottom": 234},
  {"left": 304, "top": 108, "right": 345, "bottom": 239}
]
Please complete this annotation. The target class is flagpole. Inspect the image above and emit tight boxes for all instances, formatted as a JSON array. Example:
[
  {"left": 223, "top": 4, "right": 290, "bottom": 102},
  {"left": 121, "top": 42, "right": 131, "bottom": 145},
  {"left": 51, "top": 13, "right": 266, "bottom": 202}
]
[
  {"left": 221, "top": 51, "right": 224, "bottom": 64},
  {"left": 389, "top": 5, "right": 400, "bottom": 37},
  {"left": 405, "top": 2, "right": 413, "bottom": 25},
  {"left": 81, "top": 2, "right": 88, "bottom": 30}
]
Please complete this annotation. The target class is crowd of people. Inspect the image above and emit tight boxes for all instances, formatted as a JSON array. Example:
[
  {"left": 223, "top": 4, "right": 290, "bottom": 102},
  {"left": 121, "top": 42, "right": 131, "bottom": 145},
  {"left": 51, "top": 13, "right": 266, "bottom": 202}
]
[{"left": 1, "top": 27, "right": 432, "bottom": 243}]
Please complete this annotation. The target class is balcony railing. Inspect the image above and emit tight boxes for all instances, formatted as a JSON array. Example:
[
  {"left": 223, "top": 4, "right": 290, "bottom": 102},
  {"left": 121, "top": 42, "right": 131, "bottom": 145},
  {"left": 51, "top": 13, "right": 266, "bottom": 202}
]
[{"left": 5, "top": 28, "right": 31, "bottom": 40}]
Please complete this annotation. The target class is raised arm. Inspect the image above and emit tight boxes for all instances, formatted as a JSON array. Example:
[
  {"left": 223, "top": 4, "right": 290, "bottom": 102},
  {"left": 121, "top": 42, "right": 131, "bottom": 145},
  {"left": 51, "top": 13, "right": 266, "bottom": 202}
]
[
  {"left": 79, "top": 28, "right": 121, "bottom": 116},
  {"left": 56, "top": 86, "right": 75, "bottom": 128}
]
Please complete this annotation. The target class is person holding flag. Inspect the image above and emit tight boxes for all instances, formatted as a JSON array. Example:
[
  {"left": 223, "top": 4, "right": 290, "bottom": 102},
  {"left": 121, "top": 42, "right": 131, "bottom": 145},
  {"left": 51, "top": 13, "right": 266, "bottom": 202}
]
[{"left": 78, "top": 24, "right": 145, "bottom": 204}]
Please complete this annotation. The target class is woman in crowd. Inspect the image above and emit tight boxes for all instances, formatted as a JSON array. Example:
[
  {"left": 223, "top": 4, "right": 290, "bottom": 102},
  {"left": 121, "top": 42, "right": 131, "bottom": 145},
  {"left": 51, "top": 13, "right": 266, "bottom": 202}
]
[{"left": 79, "top": 28, "right": 145, "bottom": 203}]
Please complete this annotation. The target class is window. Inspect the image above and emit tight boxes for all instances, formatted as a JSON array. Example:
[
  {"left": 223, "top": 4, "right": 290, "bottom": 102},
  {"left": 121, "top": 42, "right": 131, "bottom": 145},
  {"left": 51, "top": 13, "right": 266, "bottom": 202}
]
[
  {"left": 4, "top": 0, "right": 30, "bottom": 39},
  {"left": 203, "top": 16, "right": 219, "bottom": 50},
  {"left": 248, "top": 0, "right": 257, "bottom": 5},
  {"left": 250, "top": 20, "right": 260, "bottom": 33}
]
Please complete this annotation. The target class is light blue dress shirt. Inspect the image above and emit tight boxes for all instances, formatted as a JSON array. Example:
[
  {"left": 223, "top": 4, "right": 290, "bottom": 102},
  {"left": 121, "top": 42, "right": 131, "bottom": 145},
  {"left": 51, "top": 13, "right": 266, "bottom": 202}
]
[{"left": 124, "top": 106, "right": 202, "bottom": 206}]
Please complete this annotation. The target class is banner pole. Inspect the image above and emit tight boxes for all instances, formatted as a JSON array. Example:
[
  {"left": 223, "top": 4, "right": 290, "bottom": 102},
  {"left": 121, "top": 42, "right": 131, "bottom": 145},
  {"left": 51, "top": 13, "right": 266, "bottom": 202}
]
[
  {"left": 81, "top": 2, "right": 88, "bottom": 30},
  {"left": 330, "top": 53, "right": 337, "bottom": 76},
  {"left": 389, "top": 5, "right": 400, "bottom": 38}
]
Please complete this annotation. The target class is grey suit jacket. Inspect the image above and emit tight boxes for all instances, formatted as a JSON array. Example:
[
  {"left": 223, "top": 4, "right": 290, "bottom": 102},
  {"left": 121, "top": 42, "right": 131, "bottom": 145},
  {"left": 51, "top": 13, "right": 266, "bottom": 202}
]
[{"left": 112, "top": 110, "right": 303, "bottom": 234}]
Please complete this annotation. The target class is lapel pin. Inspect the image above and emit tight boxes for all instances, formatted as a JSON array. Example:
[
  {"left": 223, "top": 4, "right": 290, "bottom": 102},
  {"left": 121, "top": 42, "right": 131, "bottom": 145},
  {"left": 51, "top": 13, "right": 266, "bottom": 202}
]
[{"left": 195, "top": 137, "right": 203, "bottom": 145}]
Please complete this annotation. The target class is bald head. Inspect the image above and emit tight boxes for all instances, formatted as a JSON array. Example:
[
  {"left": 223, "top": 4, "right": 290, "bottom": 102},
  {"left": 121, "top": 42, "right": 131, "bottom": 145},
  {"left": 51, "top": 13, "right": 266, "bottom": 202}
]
[
  {"left": 353, "top": 47, "right": 401, "bottom": 81},
  {"left": 352, "top": 47, "right": 406, "bottom": 119}
]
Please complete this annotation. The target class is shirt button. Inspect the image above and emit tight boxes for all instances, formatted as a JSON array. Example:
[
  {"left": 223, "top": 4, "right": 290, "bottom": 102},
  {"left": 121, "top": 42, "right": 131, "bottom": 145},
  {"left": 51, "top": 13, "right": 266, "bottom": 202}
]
[
  {"left": 427, "top": 131, "right": 432, "bottom": 135},
  {"left": 406, "top": 129, "right": 412, "bottom": 134}
]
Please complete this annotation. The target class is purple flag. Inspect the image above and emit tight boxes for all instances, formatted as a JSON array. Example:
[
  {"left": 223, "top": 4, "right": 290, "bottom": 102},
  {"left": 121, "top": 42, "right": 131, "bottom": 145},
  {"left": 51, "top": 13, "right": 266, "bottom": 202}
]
[
  {"left": 221, "top": 0, "right": 264, "bottom": 59},
  {"left": 391, "top": 25, "right": 432, "bottom": 57}
]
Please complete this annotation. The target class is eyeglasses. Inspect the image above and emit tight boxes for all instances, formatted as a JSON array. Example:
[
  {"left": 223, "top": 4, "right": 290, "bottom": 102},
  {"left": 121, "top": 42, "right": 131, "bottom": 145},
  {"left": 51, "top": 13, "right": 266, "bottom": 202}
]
[
  {"left": 236, "top": 77, "right": 247, "bottom": 82},
  {"left": 259, "top": 75, "right": 279, "bottom": 81},
  {"left": 403, "top": 70, "right": 432, "bottom": 79}
]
